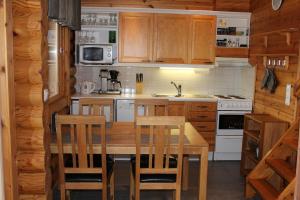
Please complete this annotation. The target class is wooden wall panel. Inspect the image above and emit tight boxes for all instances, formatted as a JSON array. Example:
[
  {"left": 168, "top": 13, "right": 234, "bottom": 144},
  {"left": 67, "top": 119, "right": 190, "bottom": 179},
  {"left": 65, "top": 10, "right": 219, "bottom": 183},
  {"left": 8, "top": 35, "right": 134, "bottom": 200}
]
[
  {"left": 0, "top": 0, "right": 19, "bottom": 199},
  {"left": 215, "top": 0, "right": 250, "bottom": 12},
  {"left": 250, "top": 0, "right": 300, "bottom": 123},
  {"left": 82, "top": 0, "right": 250, "bottom": 12},
  {"left": 12, "top": 0, "right": 51, "bottom": 199}
]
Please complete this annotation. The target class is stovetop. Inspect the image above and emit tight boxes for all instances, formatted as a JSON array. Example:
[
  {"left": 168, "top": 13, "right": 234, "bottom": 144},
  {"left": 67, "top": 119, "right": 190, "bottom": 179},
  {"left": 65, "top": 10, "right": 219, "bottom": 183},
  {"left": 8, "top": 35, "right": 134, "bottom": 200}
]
[
  {"left": 214, "top": 95, "right": 252, "bottom": 111},
  {"left": 214, "top": 95, "right": 246, "bottom": 100}
]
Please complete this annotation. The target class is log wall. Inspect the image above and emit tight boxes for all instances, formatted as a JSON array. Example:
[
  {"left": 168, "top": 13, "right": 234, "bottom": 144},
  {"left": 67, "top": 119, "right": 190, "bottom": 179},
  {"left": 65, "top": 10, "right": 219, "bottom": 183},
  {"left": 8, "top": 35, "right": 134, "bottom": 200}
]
[
  {"left": 250, "top": 0, "right": 300, "bottom": 123},
  {"left": 12, "top": 0, "right": 50, "bottom": 199},
  {"left": 0, "top": 0, "right": 19, "bottom": 199},
  {"left": 82, "top": 0, "right": 250, "bottom": 12}
]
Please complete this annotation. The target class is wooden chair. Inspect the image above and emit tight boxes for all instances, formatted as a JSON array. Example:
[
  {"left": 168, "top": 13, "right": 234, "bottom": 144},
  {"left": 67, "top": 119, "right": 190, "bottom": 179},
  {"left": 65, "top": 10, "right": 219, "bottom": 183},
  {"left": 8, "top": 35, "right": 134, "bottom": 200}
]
[
  {"left": 79, "top": 98, "right": 114, "bottom": 123},
  {"left": 130, "top": 116, "right": 185, "bottom": 200},
  {"left": 134, "top": 99, "right": 169, "bottom": 121},
  {"left": 56, "top": 115, "right": 114, "bottom": 200}
]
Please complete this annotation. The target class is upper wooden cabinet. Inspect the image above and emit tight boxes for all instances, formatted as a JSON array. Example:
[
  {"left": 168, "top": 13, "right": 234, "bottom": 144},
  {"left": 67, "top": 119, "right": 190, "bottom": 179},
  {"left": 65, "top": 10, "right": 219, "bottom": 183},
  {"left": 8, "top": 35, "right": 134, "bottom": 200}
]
[
  {"left": 119, "top": 13, "right": 154, "bottom": 63},
  {"left": 188, "top": 16, "right": 216, "bottom": 64},
  {"left": 153, "top": 14, "right": 189, "bottom": 64},
  {"left": 118, "top": 13, "right": 216, "bottom": 64}
]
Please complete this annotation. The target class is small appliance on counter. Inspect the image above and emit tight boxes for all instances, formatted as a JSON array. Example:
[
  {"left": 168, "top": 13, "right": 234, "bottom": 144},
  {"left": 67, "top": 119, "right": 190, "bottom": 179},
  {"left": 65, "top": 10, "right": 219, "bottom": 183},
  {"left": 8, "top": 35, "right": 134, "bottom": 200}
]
[
  {"left": 99, "top": 69, "right": 109, "bottom": 92},
  {"left": 97, "top": 69, "right": 122, "bottom": 95},
  {"left": 108, "top": 70, "right": 122, "bottom": 94},
  {"left": 80, "top": 81, "right": 96, "bottom": 94}
]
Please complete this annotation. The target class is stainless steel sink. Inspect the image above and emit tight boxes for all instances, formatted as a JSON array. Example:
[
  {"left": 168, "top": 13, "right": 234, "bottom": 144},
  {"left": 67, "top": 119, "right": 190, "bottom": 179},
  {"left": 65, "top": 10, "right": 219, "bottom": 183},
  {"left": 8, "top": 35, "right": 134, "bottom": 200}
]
[
  {"left": 152, "top": 94, "right": 183, "bottom": 98},
  {"left": 152, "top": 94, "right": 213, "bottom": 98}
]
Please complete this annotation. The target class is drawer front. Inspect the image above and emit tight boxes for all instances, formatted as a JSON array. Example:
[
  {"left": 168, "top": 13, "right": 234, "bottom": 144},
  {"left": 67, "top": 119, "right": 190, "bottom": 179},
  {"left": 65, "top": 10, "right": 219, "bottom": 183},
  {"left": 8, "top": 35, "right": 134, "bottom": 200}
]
[
  {"left": 189, "top": 102, "right": 216, "bottom": 112},
  {"left": 199, "top": 132, "right": 215, "bottom": 151},
  {"left": 215, "top": 136, "right": 243, "bottom": 153},
  {"left": 188, "top": 111, "right": 216, "bottom": 122},
  {"left": 192, "top": 122, "right": 216, "bottom": 132}
]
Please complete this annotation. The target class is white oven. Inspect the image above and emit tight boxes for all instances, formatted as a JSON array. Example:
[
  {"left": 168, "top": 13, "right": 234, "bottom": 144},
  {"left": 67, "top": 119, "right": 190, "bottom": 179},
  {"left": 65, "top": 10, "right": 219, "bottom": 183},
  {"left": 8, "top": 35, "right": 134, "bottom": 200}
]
[
  {"left": 214, "top": 96, "right": 252, "bottom": 160},
  {"left": 217, "top": 110, "right": 251, "bottom": 136}
]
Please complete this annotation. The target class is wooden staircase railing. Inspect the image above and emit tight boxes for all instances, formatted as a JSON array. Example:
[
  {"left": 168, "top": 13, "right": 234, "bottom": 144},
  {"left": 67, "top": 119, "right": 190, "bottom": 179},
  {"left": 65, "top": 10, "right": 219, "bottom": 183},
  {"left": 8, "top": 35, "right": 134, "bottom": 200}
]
[{"left": 245, "top": 119, "right": 299, "bottom": 200}]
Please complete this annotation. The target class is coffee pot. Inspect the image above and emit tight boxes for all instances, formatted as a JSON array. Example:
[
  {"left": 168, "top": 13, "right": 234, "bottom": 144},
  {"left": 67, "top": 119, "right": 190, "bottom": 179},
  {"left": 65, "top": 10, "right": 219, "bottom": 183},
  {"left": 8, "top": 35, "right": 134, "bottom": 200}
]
[{"left": 81, "top": 81, "right": 96, "bottom": 94}]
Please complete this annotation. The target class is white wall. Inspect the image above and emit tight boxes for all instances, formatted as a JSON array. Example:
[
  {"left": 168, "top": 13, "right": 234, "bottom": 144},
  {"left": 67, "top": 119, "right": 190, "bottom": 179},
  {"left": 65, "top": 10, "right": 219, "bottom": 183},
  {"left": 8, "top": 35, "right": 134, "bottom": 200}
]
[
  {"left": 75, "top": 66, "right": 255, "bottom": 98},
  {"left": 0, "top": 118, "right": 5, "bottom": 200}
]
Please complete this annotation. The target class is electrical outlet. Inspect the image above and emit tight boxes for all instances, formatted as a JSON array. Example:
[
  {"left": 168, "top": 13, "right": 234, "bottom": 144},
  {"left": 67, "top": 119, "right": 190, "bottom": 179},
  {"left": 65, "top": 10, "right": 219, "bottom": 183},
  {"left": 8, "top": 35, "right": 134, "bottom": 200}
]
[{"left": 285, "top": 84, "right": 291, "bottom": 106}]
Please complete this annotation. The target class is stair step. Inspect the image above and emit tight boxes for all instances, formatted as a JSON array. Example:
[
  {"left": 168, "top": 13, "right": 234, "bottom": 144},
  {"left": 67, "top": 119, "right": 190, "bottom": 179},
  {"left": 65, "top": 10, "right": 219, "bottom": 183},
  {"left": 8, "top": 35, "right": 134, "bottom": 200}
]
[
  {"left": 249, "top": 178, "right": 280, "bottom": 200},
  {"left": 283, "top": 137, "right": 298, "bottom": 150},
  {"left": 266, "top": 159, "right": 296, "bottom": 182}
]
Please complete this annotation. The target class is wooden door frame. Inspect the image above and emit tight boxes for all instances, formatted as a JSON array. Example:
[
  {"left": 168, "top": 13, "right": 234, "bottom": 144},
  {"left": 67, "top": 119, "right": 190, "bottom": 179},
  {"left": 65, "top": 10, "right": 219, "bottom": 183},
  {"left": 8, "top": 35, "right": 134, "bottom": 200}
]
[{"left": 0, "top": 0, "right": 19, "bottom": 199}]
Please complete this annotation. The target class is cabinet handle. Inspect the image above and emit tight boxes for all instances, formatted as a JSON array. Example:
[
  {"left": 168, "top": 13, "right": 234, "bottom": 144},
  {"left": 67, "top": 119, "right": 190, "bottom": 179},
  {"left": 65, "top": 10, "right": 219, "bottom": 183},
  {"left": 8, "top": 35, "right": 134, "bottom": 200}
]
[
  {"left": 197, "top": 106, "right": 208, "bottom": 109},
  {"left": 197, "top": 115, "right": 208, "bottom": 118},
  {"left": 156, "top": 60, "right": 164, "bottom": 63},
  {"left": 196, "top": 126, "right": 207, "bottom": 129}
]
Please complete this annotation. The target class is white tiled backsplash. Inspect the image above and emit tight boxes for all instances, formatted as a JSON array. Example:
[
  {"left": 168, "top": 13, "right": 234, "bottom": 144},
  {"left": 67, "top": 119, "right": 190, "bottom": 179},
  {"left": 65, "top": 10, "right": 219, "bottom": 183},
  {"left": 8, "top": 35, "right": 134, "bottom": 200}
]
[{"left": 75, "top": 66, "right": 255, "bottom": 98}]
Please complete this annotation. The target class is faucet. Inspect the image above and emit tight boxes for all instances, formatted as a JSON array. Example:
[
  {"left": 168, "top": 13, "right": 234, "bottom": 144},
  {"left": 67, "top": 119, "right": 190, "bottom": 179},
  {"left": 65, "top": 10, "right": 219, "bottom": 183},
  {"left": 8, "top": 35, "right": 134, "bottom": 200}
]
[{"left": 171, "top": 81, "right": 182, "bottom": 97}]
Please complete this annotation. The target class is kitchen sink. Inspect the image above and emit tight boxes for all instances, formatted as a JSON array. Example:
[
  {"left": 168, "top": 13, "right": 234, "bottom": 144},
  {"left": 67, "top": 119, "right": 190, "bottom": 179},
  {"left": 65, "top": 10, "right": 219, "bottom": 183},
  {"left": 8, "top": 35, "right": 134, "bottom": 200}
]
[
  {"left": 152, "top": 94, "right": 213, "bottom": 98},
  {"left": 152, "top": 94, "right": 183, "bottom": 98}
]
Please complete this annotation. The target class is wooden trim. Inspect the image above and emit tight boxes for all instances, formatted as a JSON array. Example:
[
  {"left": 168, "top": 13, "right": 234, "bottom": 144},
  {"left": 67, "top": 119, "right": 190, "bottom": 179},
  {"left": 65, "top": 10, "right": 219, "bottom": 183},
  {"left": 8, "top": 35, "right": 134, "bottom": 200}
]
[{"left": 0, "top": 0, "right": 19, "bottom": 199}]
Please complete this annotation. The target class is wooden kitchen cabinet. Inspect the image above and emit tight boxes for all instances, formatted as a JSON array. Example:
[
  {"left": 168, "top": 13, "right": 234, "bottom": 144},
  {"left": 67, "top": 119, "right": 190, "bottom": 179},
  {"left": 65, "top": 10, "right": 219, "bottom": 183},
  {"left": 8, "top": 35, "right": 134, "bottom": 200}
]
[
  {"left": 153, "top": 14, "right": 189, "bottom": 64},
  {"left": 168, "top": 101, "right": 186, "bottom": 117},
  {"left": 119, "top": 13, "right": 154, "bottom": 62},
  {"left": 240, "top": 114, "right": 289, "bottom": 176},
  {"left": 188, "top": 16, "right": 216, "bottom": 64},
  {"left": 187, "top": 102, "right": 217, "bottom": 151},
  {"left": 118, "top": 13, "right": 217, "bottom": 64}
]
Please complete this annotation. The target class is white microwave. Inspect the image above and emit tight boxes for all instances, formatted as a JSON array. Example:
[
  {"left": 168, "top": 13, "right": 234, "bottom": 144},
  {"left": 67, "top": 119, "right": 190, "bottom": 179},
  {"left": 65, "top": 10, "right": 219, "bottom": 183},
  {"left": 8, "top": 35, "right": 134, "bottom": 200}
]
[{"left": 79, "top": 44, "right": 113, "bottom": 65}]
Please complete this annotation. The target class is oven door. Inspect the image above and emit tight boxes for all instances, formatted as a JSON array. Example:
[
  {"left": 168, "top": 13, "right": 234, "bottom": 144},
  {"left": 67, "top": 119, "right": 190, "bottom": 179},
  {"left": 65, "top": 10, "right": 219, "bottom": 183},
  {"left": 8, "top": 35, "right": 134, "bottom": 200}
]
[
  {"left": 80, "top": 45, "right": 104, "bottom": 64},
  {"left": 217, "top": 110, "right": 251, "bottom": 136}
]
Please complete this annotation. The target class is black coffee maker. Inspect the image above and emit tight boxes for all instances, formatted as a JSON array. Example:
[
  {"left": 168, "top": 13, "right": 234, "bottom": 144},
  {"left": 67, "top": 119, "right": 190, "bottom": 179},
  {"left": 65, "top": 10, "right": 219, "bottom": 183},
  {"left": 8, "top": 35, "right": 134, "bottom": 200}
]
[{"left": 108, "top": 70, "right": 122, "bottom": 93}]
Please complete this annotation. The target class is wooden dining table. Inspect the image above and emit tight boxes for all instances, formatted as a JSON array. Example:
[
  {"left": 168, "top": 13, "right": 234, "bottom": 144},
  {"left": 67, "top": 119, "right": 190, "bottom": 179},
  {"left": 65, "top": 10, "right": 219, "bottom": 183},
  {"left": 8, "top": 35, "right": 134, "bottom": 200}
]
[{"left": 50, "top": 122, "right": 209, "bottom": 200}]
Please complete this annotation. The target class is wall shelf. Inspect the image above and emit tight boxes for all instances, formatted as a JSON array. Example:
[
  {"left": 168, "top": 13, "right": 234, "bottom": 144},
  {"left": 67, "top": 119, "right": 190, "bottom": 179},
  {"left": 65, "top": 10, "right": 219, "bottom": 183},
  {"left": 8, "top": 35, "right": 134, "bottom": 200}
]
[{"left": 252, "top": 28, "right": 299, "bottom": 47}]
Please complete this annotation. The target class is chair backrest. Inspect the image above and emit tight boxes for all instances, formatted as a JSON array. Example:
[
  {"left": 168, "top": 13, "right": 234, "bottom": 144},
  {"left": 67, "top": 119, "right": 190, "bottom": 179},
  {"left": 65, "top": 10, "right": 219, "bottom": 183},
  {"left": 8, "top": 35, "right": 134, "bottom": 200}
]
[
  {"left": 79, "top": 98, "right": 114, "bottom": 122},
  {"left": 134, "top": 99, "right": 169, "bottom": 121},
  {"left": 135, "top": 116, "right": 185, "bottom": 179},
  {"left": 55, "top": 115, "right": 107, "bottom": 183}
]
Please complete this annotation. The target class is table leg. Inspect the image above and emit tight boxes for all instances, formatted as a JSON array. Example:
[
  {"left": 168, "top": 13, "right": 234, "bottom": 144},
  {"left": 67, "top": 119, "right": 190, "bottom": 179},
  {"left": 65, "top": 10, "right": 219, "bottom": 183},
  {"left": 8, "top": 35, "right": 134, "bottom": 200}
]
[
  {"left": 182, "top": 156, "right": 189, "bottom": 191},
  {"left": 199, "top": 147, "right": 208, "bottom": 200}
]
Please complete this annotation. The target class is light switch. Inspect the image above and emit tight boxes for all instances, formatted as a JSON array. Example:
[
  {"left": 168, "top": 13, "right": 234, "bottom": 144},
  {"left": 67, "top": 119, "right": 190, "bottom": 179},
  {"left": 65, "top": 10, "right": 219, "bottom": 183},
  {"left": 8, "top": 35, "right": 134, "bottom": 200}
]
[
  {"left": 285, "top": 84, "right": 291, "bottom": 106},
  {"left": 43, "top": 89, "right": 49, "bottom": 102}
]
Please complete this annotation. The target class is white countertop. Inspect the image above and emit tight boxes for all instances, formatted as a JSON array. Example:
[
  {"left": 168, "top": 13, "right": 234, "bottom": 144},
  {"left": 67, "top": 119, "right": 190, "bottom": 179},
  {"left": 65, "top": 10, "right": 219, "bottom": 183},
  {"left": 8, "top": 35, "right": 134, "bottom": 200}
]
[{"left": 71, "top": 93, "right": 218, "bottom": 102}]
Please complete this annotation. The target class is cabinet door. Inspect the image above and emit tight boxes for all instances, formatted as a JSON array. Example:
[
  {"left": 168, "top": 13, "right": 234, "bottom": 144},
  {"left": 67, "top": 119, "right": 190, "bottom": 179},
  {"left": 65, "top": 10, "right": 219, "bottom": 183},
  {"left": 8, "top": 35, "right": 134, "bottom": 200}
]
[
  {"left": 153, "top": 14, "right": 189, "bottom": 64},
  {"left": 188, "top": 16, "right": 216, "bottom": 64},
  {"left": 119, "top": 12, "right": 153, "bottom": 63},
  {"left": 168, "top": 102, "right": 185, "bottom": 117}
]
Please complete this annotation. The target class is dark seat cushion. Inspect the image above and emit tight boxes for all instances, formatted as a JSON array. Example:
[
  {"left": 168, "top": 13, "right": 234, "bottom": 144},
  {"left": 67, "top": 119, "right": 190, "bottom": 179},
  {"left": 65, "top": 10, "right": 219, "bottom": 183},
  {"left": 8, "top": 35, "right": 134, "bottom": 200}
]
[
  {"left": 131, "top": 155, "right": 177, "bottom": 183},
  {"left": 64, "top": 155, "right": 114, "bottom": 183}
]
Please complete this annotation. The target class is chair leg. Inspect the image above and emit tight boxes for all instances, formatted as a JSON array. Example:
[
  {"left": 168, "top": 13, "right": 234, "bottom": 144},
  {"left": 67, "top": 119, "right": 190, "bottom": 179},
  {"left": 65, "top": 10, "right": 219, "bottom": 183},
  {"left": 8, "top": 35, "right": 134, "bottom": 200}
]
[
  {"left": 66, "top": 190, "right": 71, "bottom": 200},
  {"left": 110, "top": 171, "right": 115, "bottom": 200},
  {"left": 129, "top": 170, "right": 134, "bottom": 200},
  {"left": 175, "top": 188, "right": 181, "bottom": 200},
  {"left": 134, "top": 178, "right": 140, "bottom": 200},
  {"left": 60, "top": 185, "right": 66, "bottom": 200},
  {"left": 102, "top": 184, "right": 107, "bottom": 200}
]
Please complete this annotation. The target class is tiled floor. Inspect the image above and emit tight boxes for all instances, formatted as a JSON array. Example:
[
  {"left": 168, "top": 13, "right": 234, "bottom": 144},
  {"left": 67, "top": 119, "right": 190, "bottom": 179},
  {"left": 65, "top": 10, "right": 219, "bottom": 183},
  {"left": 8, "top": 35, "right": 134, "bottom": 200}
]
[{"left": 54, "top": 161, "right": 254, "bottom": 200}]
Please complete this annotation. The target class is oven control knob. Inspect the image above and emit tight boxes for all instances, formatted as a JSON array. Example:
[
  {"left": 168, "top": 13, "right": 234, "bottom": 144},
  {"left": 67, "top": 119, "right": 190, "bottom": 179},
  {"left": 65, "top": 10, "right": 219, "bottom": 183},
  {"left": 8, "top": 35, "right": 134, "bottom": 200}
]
[
  {"left": 107, "top": 53, "right": 111, "bottom": 57},
  {"left": 107, "top": 48, "right": 112, "bottom": 52}
]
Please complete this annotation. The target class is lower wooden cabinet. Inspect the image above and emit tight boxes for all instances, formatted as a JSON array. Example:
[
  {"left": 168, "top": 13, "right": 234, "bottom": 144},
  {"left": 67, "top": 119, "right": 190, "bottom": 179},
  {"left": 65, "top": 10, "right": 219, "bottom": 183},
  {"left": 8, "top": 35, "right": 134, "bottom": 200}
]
[
  {"left": 240, "top": 114, "right": 289, "bottom": 175},
  {"left": 166, "top": 101, "right": 217, "bottom": 151},
  {"left": 168, "top": 101, "right": 186, "bottom": 116}
]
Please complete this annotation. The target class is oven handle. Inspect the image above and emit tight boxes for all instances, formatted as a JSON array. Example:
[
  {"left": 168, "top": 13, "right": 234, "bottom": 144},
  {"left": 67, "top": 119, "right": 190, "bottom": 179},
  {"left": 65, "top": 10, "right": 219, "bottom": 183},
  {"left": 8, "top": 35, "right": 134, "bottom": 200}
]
[{"left": 220, "top": 137, "right": 242, "bottom": 140}]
